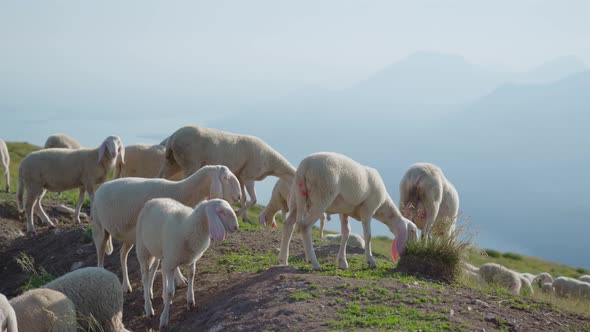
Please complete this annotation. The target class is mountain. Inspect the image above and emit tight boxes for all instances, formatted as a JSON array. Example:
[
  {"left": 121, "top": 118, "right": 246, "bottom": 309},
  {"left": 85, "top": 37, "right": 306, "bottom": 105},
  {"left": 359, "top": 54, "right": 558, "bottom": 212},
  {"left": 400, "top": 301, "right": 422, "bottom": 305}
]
[{"left": 512, "top": 55, "right": 588, "bottom": 84}]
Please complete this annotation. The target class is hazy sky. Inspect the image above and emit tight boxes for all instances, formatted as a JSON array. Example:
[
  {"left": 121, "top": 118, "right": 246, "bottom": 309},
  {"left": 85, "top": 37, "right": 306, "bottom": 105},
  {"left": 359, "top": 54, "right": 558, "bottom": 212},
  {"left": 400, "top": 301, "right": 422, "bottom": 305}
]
[{"left": 2, "top": 0, "right": 589, "bottom": 95}]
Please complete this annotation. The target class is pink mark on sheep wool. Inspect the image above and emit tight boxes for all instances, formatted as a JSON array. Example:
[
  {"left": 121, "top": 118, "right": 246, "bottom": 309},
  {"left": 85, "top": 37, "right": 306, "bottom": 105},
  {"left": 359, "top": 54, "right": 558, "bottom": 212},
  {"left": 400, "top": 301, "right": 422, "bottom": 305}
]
[{"left": 298, "top": 181, "right": 309, "bottom": 197}]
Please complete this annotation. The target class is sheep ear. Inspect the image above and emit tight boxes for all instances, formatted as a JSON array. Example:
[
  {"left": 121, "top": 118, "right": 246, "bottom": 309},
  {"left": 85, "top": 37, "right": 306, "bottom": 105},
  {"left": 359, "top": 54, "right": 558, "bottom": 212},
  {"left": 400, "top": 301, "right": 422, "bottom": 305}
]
[
  {"left": 98, "top": 141, "right": 107, "bottom": 164},
  {"left": 118, "top": 141, "right": 125, "bottom": 164},
  {"left": 206, "top": 204, "right": 225, "bottom": 242},
  {"left": 209, "top": 172, "right": 223, "bottom": 199},
  {"left": 391, "top": 224, "right": 408, "bottom": 261}
]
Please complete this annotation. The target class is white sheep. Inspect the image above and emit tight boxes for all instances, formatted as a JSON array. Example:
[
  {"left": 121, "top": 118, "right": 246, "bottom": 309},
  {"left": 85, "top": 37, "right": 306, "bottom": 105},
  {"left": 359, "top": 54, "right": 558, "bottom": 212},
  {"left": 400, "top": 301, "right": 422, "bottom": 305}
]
[
  {"left": 114, "top": 143, "right": 182, "bottom": 180},
  {"left": 325, "top": 232, "right": 365, "bottom": 249},
  {"left": 399, "top": 163, "right": 459, "bottom": 238},
  {"left": 551, "top": 276, "right": 590, "bottom": 299},
  {"left": 92, "top": 165, "right": 241, "bottom": 294},
  {"left": 136, "top": 198, "right": 239, "bottom": 330},
  {"left": 44, "top": 133, "right": 82, "bottom": 149},
  {"left": 16, "top": 135, "right": 124, "bottom": 234},
  {"left": 278, "top": 152, "right": 418, "bottom": 270},
  {"left": 0, "top": 139, "right": 9, "bottom": 193},
  {"left": 532, "top": 272, "right": 554, "bottom": 287},
  {"left": 0, "top": 293, "right": 17, "bottom": 332},
  {"left": 44, "top": 267, "right": 130, "bottom": 332},
  {"left": 259, "top": 178, "right": 330, "bottom": 236},
  {"left": 157, "top": 125, "right": 296, "bottom": 220},
  {"left": 475, "top": 263, "right": 533, "bottom": 295},
  {"left": 579, "top": 275, "right": 590, "bottom": 283},
  {"left": 541, "top": 282, "right": 554, "bottom": 293},
  {"left": 9, "top": 288, "right": 76, "bottom": 332}
]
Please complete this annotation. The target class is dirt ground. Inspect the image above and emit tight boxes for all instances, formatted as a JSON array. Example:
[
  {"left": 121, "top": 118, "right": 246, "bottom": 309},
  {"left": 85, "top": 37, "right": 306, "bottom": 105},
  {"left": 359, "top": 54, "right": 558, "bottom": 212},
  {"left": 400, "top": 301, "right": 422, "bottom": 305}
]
[{"left": 1, "top": 196, "right": 589, "bottom": 331}]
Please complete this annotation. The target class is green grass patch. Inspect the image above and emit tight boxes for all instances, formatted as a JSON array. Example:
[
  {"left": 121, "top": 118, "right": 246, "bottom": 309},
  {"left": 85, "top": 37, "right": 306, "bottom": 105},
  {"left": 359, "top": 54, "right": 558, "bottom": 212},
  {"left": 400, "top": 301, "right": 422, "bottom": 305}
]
[
  {"left": 216, "top": 250, "right": 279, "bottom": 273},
  {"left": 502, "top": 252, "right": 523, "bottom": 261},
  {"left": 288, "top": 291, "right": 316, "bottom": 301},
  {"left": 485, "top": 249, "right": 501, "bottom": 258},
  {"left": 15, "top": 252, "right": 56, "bottom": 292}
]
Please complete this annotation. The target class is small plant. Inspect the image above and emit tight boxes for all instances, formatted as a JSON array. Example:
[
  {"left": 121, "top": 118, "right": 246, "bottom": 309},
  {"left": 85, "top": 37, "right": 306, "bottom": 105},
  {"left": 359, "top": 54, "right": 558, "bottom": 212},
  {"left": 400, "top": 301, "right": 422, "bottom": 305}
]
[
  {"left": 576, "top": 267, "right": 587, "bottom": 274},
  {"left": 485, "top": 249, "right": 501, "bottom": 258},
  {"left": 15, "top": 252, "right": 56, "bottom": 291},
  {"left": 502, "top": 252, "right": 523, "bottom": 261},
  {"left": 82, "top": 226, "right": 93, "bottom": 243}
]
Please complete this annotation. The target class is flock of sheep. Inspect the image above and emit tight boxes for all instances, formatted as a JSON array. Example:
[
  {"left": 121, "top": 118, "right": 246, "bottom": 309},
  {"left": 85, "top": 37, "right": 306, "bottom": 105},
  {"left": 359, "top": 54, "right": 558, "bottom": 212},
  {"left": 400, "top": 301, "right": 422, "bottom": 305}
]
[{"left": 0, "top": 125, "right": 588, "bottom": 331}]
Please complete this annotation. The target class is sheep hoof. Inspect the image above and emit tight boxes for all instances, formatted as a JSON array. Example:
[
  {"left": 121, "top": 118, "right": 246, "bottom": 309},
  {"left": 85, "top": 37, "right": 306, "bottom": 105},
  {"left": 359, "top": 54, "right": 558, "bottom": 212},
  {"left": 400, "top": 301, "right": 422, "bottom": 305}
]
[
  {"left": 312, "top": 264, "right": 322, "bottom": 271},
  {"left": 123, "top": 284, "right": 133, "bottom": 294},
  {"left": 338, "top": 260, "right": 349, "bottom": 270},
  {"left": 367, "top": 258, "right": 377, "bottom": 269},
  {"left": 27, "top": 230, "right": 37, "bottom": 236},
  {"left": 175, "top": 278, "right": 188, "bottom": 289},
  {"left": 187, "top": 300, "right": 195, "bottom": 310}
]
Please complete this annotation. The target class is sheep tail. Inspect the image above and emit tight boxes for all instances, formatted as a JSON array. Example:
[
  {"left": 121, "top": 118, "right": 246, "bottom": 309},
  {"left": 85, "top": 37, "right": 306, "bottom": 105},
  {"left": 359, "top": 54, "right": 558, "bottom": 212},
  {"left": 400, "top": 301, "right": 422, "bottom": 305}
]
[
  {"left": 294, "top": 171, "right": 310, "bottom": 225},
  {"left": 16, "top": 174, "right": 24, "bottom": 212}
]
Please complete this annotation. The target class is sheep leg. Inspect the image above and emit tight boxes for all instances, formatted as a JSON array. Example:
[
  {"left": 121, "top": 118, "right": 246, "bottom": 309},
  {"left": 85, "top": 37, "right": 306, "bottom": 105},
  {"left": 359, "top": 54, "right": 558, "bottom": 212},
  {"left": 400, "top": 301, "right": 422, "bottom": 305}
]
[
  {"left": 174, "top": 267, "right": 188, "bottom": 288},
  {"left": 186, "top": 261, "right": 196, "bottom": 309},
  {"left": 120, "top": 242, "right": 134, "bottom": 293},
  {"left": 160, "top": 267, "right": 175, "bottom": 331},
  {"left": 4, "top": 169, "right": 8, "bottom": 192},
  {"left": 24, "top": 187, "right": 42, "bottom": 234},
  {"left": 422, "top": 199, "right": 441, "bottom": 239},
  {"left": 319, "top": 214, "right": 326, "bottom": 239},
  {"left": 73, "top": 187, "right": 85, "bottom": 224},
  {"left": 148, "top": 259, "right": 160, "bottom": 300},
  {"left": 278, "top": 209, "right": 297, "bottom": 265},
  {"left": 361, "top": 220, "right": 377, "bottom": 268},
  {"left": 139, "top": 254, "right": 155, "bottom": 317},
  {"left": 33, "top": 190, "right": 55, "bottom": 228},
  {"left": 337, "top": 214, "right": 351, "bottom": 269},
  {"left": 299, "top": 210, "right": 325, "bottom": 271},
  {"left": 237, "top": 180, "right": 257, "bottom": 221}
]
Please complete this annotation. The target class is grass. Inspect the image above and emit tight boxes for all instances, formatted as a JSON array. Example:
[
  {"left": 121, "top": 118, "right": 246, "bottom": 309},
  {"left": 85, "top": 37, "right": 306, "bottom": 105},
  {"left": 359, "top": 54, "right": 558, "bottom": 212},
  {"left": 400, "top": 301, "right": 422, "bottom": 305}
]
[{"left": 15, "top": 252, "right": 56, "bottom": 292}]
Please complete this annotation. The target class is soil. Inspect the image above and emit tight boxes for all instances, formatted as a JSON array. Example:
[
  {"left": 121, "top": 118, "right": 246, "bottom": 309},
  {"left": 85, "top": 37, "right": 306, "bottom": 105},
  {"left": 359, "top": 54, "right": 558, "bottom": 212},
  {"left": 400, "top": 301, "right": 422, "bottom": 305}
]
[{"left": 1, "top": 195, "right": 589, "bottom": 331}]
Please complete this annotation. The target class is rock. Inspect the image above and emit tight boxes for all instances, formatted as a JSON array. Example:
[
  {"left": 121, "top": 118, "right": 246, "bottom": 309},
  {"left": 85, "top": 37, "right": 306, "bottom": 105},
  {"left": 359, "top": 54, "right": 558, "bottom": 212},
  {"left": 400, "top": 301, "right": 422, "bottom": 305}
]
[
  {"left": 473, "top": 299, "right": 490, "bottom": 308},
  {"left": 403, "top": 283, "right": 411, "bottom": 289},
  {"left": 449, "top": 309, "right": 455, "bottom": 317},
  {"left": 467, "top": 306, "right": 472, "bottom": 311},
  {"left": 70, "top": 261, "right": 84, "bottom": 271}
]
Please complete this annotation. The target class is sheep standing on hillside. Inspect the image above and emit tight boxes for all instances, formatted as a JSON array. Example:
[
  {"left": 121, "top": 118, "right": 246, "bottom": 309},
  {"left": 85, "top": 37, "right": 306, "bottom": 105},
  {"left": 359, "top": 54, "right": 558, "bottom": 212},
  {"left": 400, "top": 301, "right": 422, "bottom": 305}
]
[
  {"left": 579, "top": 275, "right": 590, "bottom": 283},
  {"left": 9, "top": 288, "right": 76, "bottom": 332},
  {"left": 92, "top": 165, "right": 241, "bottom": 293},
  {"left": 551, "top": 277, "right": 590, "bottom": 299},
  {"left": 0, "top": 139, "right": 9, "bottom": 193},
  {"left": 17, "top": 136, "right": 124, "bottom": 234},
  {"left": 259, "top": 178, "right": 330, "bottom": 236},
  {"left": 278, "top": 152, "right": 418, "bottom": 270},
  {"left": 520, "top": 271, "right": 554, "bottom": 288},
  {"left": 136, "top": 198, "right": 239, "bottom": 330},
  {"left": 156, "top": 126, "right": 295, "bottom": 220},
  {"left": 114, "top": 143, "right": 183, "bottom": 180},
  {"left": 44, "top": 133, "right": 82, "bottom": 149},
  {"left": 45, "top": 267, "right": 130, "bottom": 332},
  {"left": 399, "top": 163, "right": 459, "bottom": 238},
  {"left": 0, "top": 293, "right": 17, "bottom": 332}
]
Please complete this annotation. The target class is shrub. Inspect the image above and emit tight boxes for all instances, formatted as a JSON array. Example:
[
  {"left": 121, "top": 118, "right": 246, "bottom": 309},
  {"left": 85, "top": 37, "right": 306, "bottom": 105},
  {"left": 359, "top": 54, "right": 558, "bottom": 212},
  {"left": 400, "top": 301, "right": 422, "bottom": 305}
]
[
  {"left": 485, "top": 249, "right": 501, "bottom": 258},
  {"left": 502, "top": 252, "right": 523, "bottom": 261}
]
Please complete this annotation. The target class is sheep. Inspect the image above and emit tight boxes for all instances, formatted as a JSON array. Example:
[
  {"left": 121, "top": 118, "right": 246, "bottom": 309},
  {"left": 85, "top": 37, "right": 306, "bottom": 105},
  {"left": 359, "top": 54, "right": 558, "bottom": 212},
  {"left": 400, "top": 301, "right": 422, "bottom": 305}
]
[
  {"left": 325, "top": 232, "right": 365, "bottom": 249},
  {"left": 114, "top": 143, "right": 182, "bottom": 180},
  {"left": 44, "top": 267, "right": 130, "bottom": 332},
  {"left": 399, "top": 163, "right": 459, "bottom": 238},
  {"left": 579, "top": 275, "right": 590, "bottom": 283},
  {"left": 551, "top": 276, "right": 590, "bottom": 299},
  {"left": 259, "top": 177, "right": 330, "bottom": 236},
  {"left": 44, "top": 133, "right": 82, "bottom": 149},
  {"left": 532, "top": 272, "right": 554, "bottom": 287},
  {"left": 0, "top": 293, "right": 17, "bottom": 332},
  {"left": 0, "top": 139, "right": 9, "bottom": 193},
  {"left": 474, "top": 263, "right": 533, "bottom": 295},
  {"left": 278, "top": 152, "right": 418, "bottom": 271},
  {"left": 541, "top": 282, "right": 554, "bottom": 293},
  {"left": 92, "top": 165, "right": 241, "bottom": 294},
  {"left": 8, "top": 288, "right": 76, "bottom": 332},
  {"left": 16, "top": 135, "right": 124, "bottom": 234},
  {"left": 136, "top": 198, "right": 239, "bottom": 330},
  {"left": 156, "top": 125, "right": 296, "bottom": 220}
]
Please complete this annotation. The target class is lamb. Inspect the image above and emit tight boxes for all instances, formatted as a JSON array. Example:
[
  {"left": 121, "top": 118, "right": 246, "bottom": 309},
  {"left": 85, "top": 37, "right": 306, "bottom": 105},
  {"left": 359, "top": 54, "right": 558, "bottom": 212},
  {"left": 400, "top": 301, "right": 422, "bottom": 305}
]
[
  {"left": 156, "top": 125, "right": 296, "bottom": 219},
  {"left": 278, "top": 152, "right": 418, "bottom": 270},
  {"left": 44, "top": 267, "right": 129, "bottom": 332},
  {"left": 325, "top": 232, "right": 365, "bottom": 249},
  {"left": 92, "top": 165, "right": 241, "bottom": 293},
  {"left": 136, "top": 198, "right": 239, "bottom": 330},
  {"left": 541, "top": 282, "right": 554, "bottom": 293},
  {"left": 259, "top": 177, "right": 330, "bottom": 236},
  {"left": 579, "top": 275, "right": 590, "bottom": 283},
  {"left": 17, "top": 135, "right": 124, "bottom": 234},
  {"left": 399, "top": 163, "right": 459, "bottom": 238},
  {"left": 0, "top": 139, "right": 9, "bottom": 193},
  {"left": 8, "top": 288, "right": 76, "bottom": 332},
  {"left": 44, "top": 133, "right": 82, "bottom": 149},
  {"left": 473, "top": 263, "right": 533, "bottom": 295},
  {"left": 551, "top": 276, "right": 590, "bottom": 299},
  {"left": 114, "top": 143, "right": 182, "bottom": 180},
  {"left": 520, "top": 271, "right": 554, "bottom": 288},
  {"left": 0, "top": 293, "right": 17, "bottom": 332}
]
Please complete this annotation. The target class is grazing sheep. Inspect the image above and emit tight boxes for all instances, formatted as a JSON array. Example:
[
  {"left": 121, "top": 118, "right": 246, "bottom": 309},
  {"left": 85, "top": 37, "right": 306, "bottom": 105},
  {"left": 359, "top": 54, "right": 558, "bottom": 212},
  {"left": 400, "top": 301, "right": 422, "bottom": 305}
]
[
  {"left": 9, "top": 288, "right": 76, "bottom": 332},
  {"left": 45, "top": 267, "right": 129, "bottom": 332},
  {"left": 541, "top": 282, "right": 554, "bottom": 293},
  {"left": 92, "top": 165, "right": 241, "bottom": 293},
  {"left": 44, "top": 133, "right": 82, "bottom": 149},
  {"left": 399, "top": 163, "right": 459, "bottom": 238},
  {"left": 552, "top": 276, "right": 590, "bottom": 299},
  {"left": 533, "top": 272, "right": 554, "bottom": 287},
  {"left": 278, "top": 152, "right": 418, "bottom": 270},
  {"left": 0, "top": 293, "right": 17, "bottom": 332},
  {"left": 325, "top": 232, "right": 365, "bottom": 249},
  {"left": 136, "top": 198, "right": 239, "bottom": 330},
  {"left": 0, "top": 139, "right": 9, "bottom": 193},
  {"left": 475, "top": 263, "right": 533, "bottom": 295},
  {"left": 16, "top": 136, "right": 124, "bottom": 234},
  {"left": 157, "top": 125, "right": 296, "bottom": 219},
  {"left": 114, "top": 143, "right": 182, "bottom": 180},
  {"left": 579, "top": 275, "right": 590, "bottom": 283},
  {"left": 520, "top": 272, "right": 536, "bottom": 283},
  {"left": 259, "top": 178, "right": 330, "bottom": 236}
]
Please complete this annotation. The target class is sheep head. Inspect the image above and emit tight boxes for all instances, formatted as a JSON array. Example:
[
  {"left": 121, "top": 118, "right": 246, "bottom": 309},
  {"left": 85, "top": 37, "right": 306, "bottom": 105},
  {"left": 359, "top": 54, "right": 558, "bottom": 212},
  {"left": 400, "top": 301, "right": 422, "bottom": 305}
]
[
  {"left": 209, "top": 166, "right": 241, "bottom": 203},
  {"left": 205, "top": 199, "right": 239, "bottom": 242},
  {"left": 98, "top": 135, "right": 125, "bottom": 164}
]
